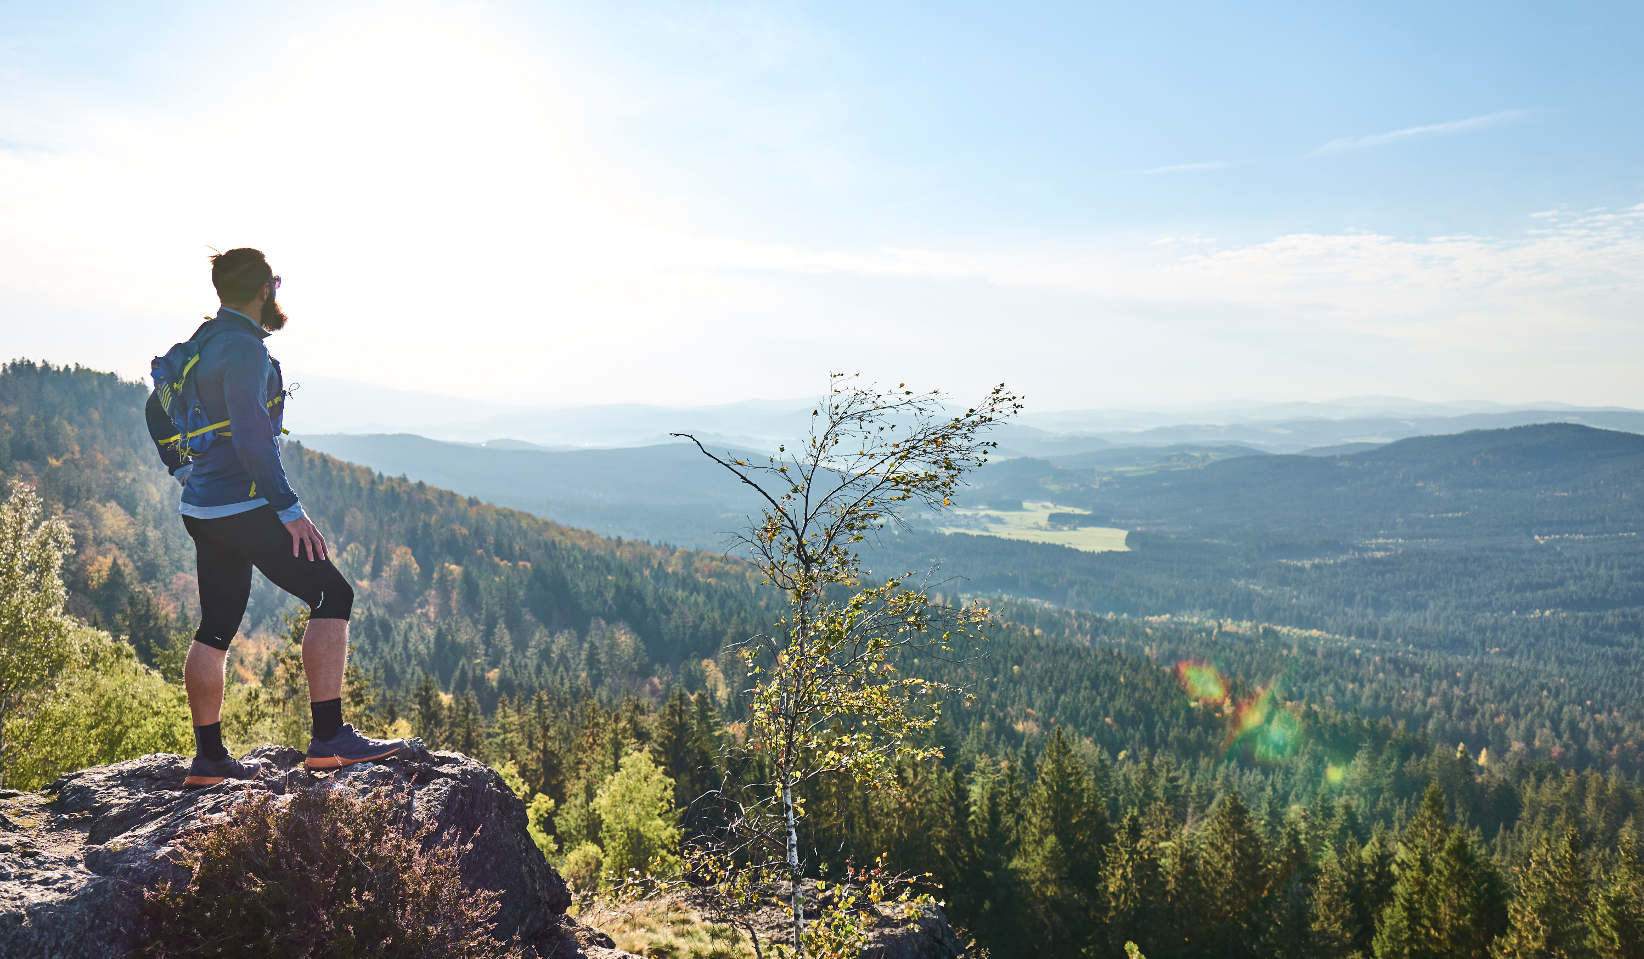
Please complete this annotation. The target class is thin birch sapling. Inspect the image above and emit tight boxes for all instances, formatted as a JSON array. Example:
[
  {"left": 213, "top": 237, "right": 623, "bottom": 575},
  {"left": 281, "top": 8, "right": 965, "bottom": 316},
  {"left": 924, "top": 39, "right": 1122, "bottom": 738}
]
[{"left": 673, "top": 374, "right": 1021, "bottom": 955}]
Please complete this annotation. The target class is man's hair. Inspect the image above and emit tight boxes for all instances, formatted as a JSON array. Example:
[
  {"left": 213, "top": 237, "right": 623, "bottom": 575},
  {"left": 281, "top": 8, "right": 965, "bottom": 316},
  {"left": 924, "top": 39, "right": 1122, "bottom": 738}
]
[{"left": 210, "top": 248, "right": 273, "bottom": 303}]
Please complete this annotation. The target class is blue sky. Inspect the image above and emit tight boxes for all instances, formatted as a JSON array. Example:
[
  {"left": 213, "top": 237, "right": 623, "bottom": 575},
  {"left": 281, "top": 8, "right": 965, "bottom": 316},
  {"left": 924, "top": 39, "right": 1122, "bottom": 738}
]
[{"left": 1, "top": 1, "right": 1640, "bottom": 409}]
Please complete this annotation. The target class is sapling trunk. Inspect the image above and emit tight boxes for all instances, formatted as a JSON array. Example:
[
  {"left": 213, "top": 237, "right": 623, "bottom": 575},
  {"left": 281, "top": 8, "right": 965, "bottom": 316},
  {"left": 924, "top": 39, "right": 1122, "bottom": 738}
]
[
  {"left": 781, "top": 655, "right": 805, "bottom": 955},
  {"left": 784, "top": 776, "right": 802, "bottom": 954}
]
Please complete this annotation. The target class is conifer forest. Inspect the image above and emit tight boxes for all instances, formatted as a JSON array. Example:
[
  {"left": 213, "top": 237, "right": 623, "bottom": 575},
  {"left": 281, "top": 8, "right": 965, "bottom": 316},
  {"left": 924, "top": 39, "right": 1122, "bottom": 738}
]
[{"left": 7, "top": 358, "right": 1644, "bottom": 957}]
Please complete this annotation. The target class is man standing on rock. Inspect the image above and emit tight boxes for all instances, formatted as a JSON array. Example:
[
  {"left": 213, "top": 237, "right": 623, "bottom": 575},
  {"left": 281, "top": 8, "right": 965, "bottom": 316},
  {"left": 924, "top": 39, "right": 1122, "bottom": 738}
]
[{"left": 145, "top": 248, "right": 405, "bottom": 787}]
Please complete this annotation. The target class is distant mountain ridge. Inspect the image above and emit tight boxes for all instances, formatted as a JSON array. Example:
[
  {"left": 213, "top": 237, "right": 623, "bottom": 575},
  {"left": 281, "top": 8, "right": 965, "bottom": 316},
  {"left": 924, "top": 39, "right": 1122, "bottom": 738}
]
[
  {"left": 1068, "top": 408, "right": 1644, "bottom": 453},
  {"left": 1088, "top": 422, "right": 1644, "bottom": 539},
  {"left": 282, "top": 372, "right": 1644, "bottom": 454},
  {"left": 294, "top": 421, "right": 1644, "bottom": 552}
]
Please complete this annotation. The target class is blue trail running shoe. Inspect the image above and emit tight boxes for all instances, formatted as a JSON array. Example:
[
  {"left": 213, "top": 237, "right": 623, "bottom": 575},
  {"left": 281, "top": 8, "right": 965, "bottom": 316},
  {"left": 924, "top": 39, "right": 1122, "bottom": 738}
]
[
  {"left": 305, "top": 724, "right": 406, "bottom": 770},
  {"left": 184, "top": 754, "right": 261, "bottom": 788}
]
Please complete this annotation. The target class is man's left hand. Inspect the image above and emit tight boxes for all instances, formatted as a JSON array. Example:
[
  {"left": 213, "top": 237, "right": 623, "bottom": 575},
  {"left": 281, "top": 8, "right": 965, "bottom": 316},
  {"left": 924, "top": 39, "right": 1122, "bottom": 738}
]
[{"left": 285, "top": 514, "right": 329, "bottom": 561}]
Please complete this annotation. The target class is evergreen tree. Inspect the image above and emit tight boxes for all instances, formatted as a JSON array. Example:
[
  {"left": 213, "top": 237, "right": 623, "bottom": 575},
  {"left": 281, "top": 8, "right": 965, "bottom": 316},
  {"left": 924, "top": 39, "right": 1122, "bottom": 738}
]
[
  {"left": 942, "top": 765, "right": 977, "bottom": 914},
  {"left": 89, "top": 552, "right": 132, "bottom": 627},
  {"left": 683, "top": 691, "right": 724, "bottom": 831},
  {"left": 1106, "top": 805, "right": 1173, "bottom": 957},
  {"left": 1360, "top": 824, "right": 1399, "bottom": 937},
  {"left": 451, "top": 659, "right": 476, "bottom": 701},
  {"left": 447, "top": 690, "right": 484, "bottom": 758},
  {"left": 1165, "top": 809, "right": 1205, "bottom": 953},
  {"left": 523, "top": 690, "right": 566, "bottom": 800},
  {"left": 1373, "top": 785, "right": 1450, "bottom": 959},
  {"left": 1263, "top": 868, "right": 1317, "bottom": 959},
  {"left": 1304, "top": 790, "right": 1337, "bottom": 850},
  {"left": 959, "top": 766, "right": 1023, "bottom": 951},
  {"left": 581, "top": 622, "right": 604, "bottom": 694},
  {"left": 1373, "top": 784, "right": 1506, "bottom": 959},
  {"left": 1195, "top": 790, "right": 1268, "bottom": 956},
  {"left": 1310, "top": 843, "right": 1368, "bottom": 959},
  {"left": 116, "top": 588, "right": 178, "bottom": 673},
  {"left": 1259, "top": 817, "right": 1317, "bottom": 959},
  {"left": 1260, "top": 786, "right": 1287, "bottom": 844},
  {"left": 1015, "top": 727, "right": 1113, "bottom": 957},
  {"left": 1493, "top": 821, "right": 1594, "bottom": 959},
  {"left": 689, "top": 690, "right": 723, "bottom": 771},
  {"left": 1589, "top": 817, "right": 1644, "bottom": 958},
  {"left": 411, "top": 671, "right": 446, "bottom": 749},
  {"left": 1090, "top": 745, "right": 1116, "bottom": 819},
  {"left": 1431, "top": 829, "right": 1507, "bottom": 959},
  {"left": 652, "top": 687, "right": 709, "bottom": 812},
  {"left": 1268, "top": 819, "right": 1309, "bottom": 900},
  {"left": 488, "top": 694, "right": 521, "bottom": 764}
]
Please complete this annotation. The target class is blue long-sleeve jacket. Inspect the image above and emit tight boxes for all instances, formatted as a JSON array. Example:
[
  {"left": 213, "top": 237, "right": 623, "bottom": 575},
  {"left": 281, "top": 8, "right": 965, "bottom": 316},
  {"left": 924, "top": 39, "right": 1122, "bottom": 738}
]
[{"left": 148, "top": 308, "right": 303, "bottom": 522}]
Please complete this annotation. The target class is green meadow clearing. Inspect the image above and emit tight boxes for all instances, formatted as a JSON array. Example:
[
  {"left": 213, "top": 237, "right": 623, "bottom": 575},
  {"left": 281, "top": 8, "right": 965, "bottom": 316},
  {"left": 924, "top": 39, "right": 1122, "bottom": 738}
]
[{"left": 932, "top": 501, "right": 1130, "bottom": 554}]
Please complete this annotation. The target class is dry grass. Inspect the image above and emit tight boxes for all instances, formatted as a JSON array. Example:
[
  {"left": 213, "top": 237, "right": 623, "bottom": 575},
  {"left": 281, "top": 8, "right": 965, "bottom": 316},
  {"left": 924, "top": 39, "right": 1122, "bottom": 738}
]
[{"left": 584, "top": 898, "right": 759, "bottom": 959}]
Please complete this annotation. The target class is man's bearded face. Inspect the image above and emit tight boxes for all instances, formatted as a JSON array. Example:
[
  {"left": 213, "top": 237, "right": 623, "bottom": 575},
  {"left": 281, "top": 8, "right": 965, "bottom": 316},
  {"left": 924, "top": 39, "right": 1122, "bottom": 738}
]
[{"left": 260, "top": 288, "right": 288, "bottom": 331}]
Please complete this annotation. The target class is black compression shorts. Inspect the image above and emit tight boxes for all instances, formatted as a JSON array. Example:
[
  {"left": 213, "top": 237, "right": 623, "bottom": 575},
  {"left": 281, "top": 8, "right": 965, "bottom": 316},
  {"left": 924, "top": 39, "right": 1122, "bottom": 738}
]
[{"left": 183, "top": 506, "right": 354, "bottom": 651}]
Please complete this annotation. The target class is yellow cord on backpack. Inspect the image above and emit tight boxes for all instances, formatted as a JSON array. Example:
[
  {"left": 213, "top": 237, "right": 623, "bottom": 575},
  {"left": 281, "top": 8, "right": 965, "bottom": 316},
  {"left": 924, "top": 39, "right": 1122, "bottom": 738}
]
[{"left": 162, "top": 395, "right": 287, "bottom": 457}]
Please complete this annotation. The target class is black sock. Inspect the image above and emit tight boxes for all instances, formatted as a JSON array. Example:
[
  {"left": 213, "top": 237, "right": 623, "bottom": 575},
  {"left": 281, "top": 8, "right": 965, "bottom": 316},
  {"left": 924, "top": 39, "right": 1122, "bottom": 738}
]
[
  {"left": 311, "top": 698, "right": 344, "bottom": 742},
  {"left": 194, "top": 722, "right": 229, "bottom": 761}
]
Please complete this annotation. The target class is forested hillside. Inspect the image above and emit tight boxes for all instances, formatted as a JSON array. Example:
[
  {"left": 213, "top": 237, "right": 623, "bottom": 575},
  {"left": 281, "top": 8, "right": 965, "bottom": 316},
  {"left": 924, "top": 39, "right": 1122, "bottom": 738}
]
[
  {"left": 883, "top": 423, "right": 1644, "bottom": 659},
  {"left": 296, "top": 422, "right": 1644, "bottom": 676},
  {"left": 289, "top": 431, "right": 758, "bottom": 548},
  {"left": 6, "top": 359, "right": 1644, "bottom": 957}
]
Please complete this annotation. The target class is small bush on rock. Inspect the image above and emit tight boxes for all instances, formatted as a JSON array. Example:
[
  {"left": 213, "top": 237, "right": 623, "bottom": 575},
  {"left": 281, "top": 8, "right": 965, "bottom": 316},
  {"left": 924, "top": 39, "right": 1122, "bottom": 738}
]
[
  {"left": 561, "top": 841, "right": 606, "bottom": 898},
  {"left": 139, "top": 784, "right": 523, "bottom": 958}
]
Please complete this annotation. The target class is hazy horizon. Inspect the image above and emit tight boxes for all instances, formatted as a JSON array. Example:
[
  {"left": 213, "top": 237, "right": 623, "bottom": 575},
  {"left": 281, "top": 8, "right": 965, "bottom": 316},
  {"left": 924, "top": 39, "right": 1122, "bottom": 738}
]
[{"left": 261, "top": 369, "right": 1644, "bottom": 455}]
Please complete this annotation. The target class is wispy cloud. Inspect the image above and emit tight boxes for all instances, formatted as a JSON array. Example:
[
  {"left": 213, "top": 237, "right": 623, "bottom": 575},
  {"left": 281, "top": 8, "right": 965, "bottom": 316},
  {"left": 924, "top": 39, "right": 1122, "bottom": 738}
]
[
  {"left": 1133, "top": 160, "right": 1230, "bottom": 175},
  {"left": 1309, "top": 109, "right": 1529, "bottom": 157}
]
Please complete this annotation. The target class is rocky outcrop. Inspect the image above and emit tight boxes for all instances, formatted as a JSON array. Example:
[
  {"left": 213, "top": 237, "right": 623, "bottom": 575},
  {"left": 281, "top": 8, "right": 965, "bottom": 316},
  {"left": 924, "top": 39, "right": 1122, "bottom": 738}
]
[
  {"left": 0, "top": 744, "right": 964, "bottom": 958},
  {"left": 0, "top": 743, "right": 629, "bottom": 959},
  {"left": 858, "top": 903, "right": 965, "bottom": 959}
]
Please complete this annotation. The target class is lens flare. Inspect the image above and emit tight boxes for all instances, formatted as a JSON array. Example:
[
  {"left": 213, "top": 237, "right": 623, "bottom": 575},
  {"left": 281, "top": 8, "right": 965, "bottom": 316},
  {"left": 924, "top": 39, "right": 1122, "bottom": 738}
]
[
  {"left": 1231, "top": 688, "right": 1271, "bottom": 738},
  {"left": 1175, "top": 660, "right": 1228, "bottom": 703},
  {"left": 1251, "top": 707, "right": 1302, "bottom": 763},
  {"left": 1174, "top": 659, "right": 1307, "bottom": 764},
  {"left": 1325, "top": 763, "right": 1345, "bottom": 785}
]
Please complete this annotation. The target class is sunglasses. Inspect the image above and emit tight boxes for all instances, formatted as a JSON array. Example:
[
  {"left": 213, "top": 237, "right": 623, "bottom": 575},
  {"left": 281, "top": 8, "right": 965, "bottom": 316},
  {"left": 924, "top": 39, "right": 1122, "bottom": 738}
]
[{"left": 269, "top": 276, "right": 282, "bottom": 292}]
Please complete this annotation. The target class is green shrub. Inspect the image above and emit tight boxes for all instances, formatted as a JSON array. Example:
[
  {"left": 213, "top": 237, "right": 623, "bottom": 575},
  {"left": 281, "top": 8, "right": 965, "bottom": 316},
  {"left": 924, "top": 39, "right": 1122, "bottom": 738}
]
[
  {"left": 594, "top": 750, "right": 681, "bottom": 882},
  {"left": 3, "top": 624, "right": 190, "bottom": 790},
  {"left": 140, "top": 785, "right": 523, "bottom": 958},
  {"left": 495, "top": 760, "right": 558, "bottom": 860},
  {"left": 0, "top": 479, "right": 77, "bottom": 789},
  {"left": 0, "top": 479, "right": 191, "bottom": 789},
  {"left": 561, "top": 841, "right": 606, "bottom": 897}
]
